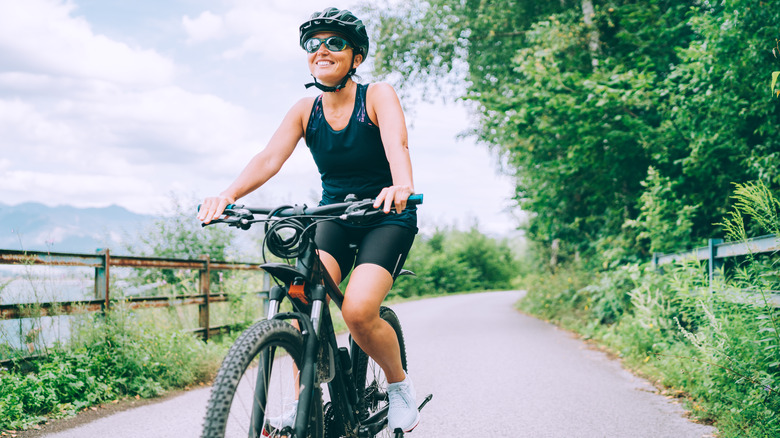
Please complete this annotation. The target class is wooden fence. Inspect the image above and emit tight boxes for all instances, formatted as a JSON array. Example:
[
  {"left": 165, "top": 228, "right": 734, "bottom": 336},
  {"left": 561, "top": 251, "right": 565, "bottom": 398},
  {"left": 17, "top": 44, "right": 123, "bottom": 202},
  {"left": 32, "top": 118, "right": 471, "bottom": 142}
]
[{"left": 0, "top": 248, "right": 269, "bottom": 346}]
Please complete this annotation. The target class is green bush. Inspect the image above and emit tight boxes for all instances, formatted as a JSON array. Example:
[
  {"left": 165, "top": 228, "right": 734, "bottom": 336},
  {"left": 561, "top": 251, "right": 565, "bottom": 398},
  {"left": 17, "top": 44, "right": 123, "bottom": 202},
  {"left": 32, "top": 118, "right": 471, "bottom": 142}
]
[
  {"left": 518, "top": 181, "right": 780, "bottom": 437},
  {"left": 0, "top": 307, "right": 229, "bottom": 431},
  {"left": 392, "top": 227, "right": 521, "bottom": 297}
]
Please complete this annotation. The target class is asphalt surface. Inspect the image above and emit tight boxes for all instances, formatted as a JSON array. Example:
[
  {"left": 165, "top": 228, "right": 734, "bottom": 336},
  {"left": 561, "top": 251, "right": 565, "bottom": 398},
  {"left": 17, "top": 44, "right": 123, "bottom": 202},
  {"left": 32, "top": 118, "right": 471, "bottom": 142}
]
[{"left": 40, "top": 290, "right": 716, "bottom": 437}]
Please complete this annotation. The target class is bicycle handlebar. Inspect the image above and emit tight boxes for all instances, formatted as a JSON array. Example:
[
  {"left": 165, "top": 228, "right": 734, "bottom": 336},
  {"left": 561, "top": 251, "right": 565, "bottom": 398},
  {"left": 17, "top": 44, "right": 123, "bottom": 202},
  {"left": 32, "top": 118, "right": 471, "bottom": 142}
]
[{"left": 200, "top": 193, "right": 423, "bottom": 229}]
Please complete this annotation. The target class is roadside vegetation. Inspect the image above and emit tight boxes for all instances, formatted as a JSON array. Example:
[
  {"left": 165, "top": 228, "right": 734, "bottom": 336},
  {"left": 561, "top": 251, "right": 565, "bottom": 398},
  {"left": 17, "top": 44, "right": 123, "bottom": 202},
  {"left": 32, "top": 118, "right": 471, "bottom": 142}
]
[
  {"left": 0, "top": 268, "right": 264, "bottom": 431},
  {"left": 518, "top": 183, "right": 780, "bottom": 437},
  {"left": 393, "top": 226, "right": 520, "bottom": 298},
  {"left": 371, "top": 1, "right": 780, "bottom": 436}
]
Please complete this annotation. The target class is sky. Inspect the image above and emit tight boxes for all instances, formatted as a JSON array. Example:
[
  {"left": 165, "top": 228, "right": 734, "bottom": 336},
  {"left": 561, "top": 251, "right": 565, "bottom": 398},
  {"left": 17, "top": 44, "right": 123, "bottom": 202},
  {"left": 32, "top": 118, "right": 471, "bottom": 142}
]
[{"left": 0, "top": 0, "right": 520, "bottom": 235}]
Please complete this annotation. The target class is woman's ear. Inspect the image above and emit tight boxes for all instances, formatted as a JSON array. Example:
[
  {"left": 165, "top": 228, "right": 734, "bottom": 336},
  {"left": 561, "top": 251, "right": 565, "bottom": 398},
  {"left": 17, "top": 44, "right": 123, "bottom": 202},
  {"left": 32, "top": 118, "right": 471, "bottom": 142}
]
[{"left": 353, "top": 53, "right": 364, "bottom": 69}]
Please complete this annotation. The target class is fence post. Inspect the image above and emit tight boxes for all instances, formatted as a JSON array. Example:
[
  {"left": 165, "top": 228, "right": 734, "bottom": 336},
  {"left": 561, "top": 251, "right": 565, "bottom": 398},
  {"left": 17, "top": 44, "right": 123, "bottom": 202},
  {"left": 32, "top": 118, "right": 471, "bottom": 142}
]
[
  {"left": 95, "top": 248, "right": 111, "bottom": 311},
  {"left": 199, "top": 255, "right": 211, "bottom": 342},
  {"left": 708, "top": 238, "right": 724, "bottom": 290}
]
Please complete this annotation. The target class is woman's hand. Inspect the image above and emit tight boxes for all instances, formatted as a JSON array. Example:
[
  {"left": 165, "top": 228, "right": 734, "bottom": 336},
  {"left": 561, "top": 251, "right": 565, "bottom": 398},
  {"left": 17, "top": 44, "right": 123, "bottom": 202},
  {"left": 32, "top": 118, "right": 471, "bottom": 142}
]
[
  {"left": 374, "top": 185, "right": 414, "bottom": 214},
  {"left": 197, "top": 194, "right": 236, "bottom": 224}
]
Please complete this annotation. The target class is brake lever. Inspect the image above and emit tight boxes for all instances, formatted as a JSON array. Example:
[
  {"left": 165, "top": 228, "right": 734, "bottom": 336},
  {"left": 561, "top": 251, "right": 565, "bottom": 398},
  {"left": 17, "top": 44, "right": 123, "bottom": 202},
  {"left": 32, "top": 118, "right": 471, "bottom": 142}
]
[
  {"left": 343, "top": 199, "right": 375, "bottom": 215},
  {"left": 201, "top": 208, "right": 254, "bottom": 229}
]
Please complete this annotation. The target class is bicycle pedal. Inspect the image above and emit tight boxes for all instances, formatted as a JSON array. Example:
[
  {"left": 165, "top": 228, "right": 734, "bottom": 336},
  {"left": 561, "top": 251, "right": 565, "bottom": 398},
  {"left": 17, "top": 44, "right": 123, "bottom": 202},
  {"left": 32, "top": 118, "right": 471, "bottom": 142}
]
[{"left": 417, "top": 393, "right": 433, "bottom": 412}]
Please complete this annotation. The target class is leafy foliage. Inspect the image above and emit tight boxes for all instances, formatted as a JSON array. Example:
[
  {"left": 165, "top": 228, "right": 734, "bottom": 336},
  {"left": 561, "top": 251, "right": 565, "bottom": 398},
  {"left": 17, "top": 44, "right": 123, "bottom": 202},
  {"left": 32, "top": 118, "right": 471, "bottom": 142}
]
[
  {"left": 392, "top": 227, "right": 520, "bottom": 297},
  {"left": 519, "top": 183, "right": 780, "bottom": 437},
  {"left": 0, "top": 308, "right": 228, "bottom": 431},
  {"left": 369, "top": 0, "right": 780, "bottom": 264}
]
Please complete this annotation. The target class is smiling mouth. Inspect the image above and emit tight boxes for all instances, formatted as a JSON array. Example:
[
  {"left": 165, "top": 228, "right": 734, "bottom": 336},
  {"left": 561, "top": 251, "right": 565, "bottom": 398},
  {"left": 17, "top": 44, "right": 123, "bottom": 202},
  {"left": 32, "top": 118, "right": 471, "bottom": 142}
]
[{"left": 316, "top": 60, "right": 334, "bottom": 66}]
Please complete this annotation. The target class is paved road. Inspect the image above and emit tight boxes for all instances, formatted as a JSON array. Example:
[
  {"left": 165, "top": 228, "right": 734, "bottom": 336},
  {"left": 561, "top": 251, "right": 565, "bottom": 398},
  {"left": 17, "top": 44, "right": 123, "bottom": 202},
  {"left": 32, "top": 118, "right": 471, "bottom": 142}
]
[{"left": 43, "top": 291, "right": 716, "bottom": 437}]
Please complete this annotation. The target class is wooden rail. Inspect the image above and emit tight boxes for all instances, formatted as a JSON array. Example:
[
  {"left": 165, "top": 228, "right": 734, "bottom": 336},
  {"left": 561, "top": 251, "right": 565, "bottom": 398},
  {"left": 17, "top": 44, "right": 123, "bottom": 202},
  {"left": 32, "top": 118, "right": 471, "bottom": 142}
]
[{"left": 0, "top": 248, "right": 269, "bottom": 342}]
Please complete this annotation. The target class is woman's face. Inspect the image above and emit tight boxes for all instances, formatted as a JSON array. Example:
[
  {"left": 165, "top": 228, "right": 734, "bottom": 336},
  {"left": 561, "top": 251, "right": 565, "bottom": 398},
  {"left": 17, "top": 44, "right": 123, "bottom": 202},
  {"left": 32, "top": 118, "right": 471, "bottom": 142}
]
[{"left": 306, "top": 32, "right": 362, "bottom": 86}]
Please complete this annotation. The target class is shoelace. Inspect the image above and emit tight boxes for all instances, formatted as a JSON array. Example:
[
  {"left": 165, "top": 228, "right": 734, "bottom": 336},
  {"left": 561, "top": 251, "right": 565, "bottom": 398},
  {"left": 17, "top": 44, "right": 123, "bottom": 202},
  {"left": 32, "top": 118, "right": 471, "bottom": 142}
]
[{"left": 388, "top": 385, "right": 412, "bottom": 409}]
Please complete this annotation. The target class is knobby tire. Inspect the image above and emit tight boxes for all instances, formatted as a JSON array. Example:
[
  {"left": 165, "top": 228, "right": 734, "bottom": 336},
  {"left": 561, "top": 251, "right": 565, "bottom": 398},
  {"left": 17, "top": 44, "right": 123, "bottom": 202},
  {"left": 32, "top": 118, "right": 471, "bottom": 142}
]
[{"left": 201, "top": 319, "right": 324, "bottom": 438}]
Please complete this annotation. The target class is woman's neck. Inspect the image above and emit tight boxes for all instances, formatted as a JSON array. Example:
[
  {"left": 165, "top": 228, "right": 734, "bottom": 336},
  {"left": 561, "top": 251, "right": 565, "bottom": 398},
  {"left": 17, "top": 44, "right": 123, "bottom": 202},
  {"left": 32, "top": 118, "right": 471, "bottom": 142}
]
[{"left": 321, "top": 78, "right": 356, "bottom": 105}]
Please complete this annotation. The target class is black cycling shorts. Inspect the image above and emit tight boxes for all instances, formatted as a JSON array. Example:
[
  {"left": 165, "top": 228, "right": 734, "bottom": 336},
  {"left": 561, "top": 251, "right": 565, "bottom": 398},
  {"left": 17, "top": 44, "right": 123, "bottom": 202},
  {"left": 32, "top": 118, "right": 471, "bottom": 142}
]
[{"left": 314, "top": 221, "right": 416, "bottom": 280}]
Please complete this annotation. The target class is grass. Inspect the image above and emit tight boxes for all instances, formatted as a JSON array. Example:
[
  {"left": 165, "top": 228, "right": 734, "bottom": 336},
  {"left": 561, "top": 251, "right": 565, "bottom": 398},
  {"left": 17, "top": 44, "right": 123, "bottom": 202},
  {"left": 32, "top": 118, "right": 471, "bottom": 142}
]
[
  {"left": 0, "top": 270, "right": 265, "bottom": 432},
  {"left": 517, "top": 259, "right": 780, "bottom": 437},
  {"left": 0, "top": 304, "right": 241, "bottom": 431}
]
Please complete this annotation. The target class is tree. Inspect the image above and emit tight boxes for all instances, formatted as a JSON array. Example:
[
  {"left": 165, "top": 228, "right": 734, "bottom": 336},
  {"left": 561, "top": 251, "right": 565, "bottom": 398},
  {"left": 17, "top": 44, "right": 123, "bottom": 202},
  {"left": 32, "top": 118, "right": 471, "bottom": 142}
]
[{"left": 370, "top": 0, "right": 780, "bottom": 264}]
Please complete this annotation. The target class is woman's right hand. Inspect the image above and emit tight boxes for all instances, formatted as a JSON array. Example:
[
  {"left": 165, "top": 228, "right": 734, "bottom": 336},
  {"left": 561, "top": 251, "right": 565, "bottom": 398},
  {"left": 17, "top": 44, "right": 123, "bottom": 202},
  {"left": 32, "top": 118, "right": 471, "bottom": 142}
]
[{"left": 197, "top": 194, "right": 236, "bottom": 224}]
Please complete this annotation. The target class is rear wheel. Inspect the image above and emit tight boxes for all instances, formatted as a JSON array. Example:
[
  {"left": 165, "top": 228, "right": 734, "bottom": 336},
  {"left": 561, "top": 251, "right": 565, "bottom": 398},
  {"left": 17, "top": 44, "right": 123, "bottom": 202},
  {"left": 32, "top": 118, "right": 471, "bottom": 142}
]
[
  {"left": 201, "top": 319, "right": 323, "bottom": 438},
  {"left": 352, "top": 307, "right": 408, "bottom": 438}
]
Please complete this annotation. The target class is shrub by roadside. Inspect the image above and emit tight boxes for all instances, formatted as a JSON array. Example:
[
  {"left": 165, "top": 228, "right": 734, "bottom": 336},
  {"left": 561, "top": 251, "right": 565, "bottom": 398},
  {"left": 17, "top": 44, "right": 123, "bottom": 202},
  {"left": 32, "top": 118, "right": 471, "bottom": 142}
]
[
  {"left": 518, "top": 182, "right": 780, "bottom": 437},
  {"left": 519, "top": 256, "right": 779, "bottom": 437},
  {"left": 0, "top": 309, "right": 229, "bottom": 431}
]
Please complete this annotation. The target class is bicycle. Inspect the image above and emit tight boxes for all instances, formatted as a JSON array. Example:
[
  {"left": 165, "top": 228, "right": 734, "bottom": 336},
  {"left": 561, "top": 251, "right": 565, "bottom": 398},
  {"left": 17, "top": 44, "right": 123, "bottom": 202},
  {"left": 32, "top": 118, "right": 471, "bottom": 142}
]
[{"left": 199, "top": 194, "right": 432, "bottom": 438}]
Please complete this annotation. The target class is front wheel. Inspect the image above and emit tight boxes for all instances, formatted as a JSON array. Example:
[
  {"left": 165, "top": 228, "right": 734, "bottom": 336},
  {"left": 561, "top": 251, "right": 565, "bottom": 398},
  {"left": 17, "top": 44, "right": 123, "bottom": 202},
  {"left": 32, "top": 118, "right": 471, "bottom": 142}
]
[
  {"left": 352, "top": 306, "right": 408, "bottom": 438},
  {"left": 201, "top": 319, "right": 323, "bottom": 438}
]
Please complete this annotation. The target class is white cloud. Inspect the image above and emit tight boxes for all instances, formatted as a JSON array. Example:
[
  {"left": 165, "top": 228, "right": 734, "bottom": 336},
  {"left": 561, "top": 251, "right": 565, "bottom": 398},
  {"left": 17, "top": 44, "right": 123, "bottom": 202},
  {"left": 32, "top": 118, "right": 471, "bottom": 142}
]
[
  {"left": 0, "top": 98, "right": 79, "bottom": 155},
  {"left": 0, "top": 1, "right": 286, "bottom": 214},
  {"left": 0, "top": 83, "right": 271, "bottom": 194},
  {"left": 0, "top": 0, "right": 519, "bottom": 235},
  {"left": 182, "top": 1, "right": 349, "bottom": 60},
  {"left": 182, "top": 11, "right": 225, "bottom": 44},
  {"left": 0, "top": 0, "right": 175, "bottom": 86}
]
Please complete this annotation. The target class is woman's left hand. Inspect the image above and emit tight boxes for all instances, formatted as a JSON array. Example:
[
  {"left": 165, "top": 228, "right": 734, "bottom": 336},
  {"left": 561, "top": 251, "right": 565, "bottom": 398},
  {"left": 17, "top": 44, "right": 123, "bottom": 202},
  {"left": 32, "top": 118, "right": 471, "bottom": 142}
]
[{"left": 374, "top": 185, "right": 414, "bottom": 214}]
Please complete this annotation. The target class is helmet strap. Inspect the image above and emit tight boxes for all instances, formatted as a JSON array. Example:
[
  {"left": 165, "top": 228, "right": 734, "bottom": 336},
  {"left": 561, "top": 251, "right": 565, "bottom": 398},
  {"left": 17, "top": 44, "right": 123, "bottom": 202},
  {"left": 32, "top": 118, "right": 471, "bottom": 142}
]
[
  {"left": 305, "top": 73, "right": 351, "bottom": 92},
  {"left": 304, "top": 53, "right": 357, "bottom": 93}
]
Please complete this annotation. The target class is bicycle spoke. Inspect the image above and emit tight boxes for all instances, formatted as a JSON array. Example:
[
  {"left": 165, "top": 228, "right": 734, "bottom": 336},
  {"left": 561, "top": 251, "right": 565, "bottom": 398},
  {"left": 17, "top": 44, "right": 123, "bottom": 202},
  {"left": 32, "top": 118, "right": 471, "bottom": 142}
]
[{"left": 218, "top": 341, "right": 301, "bottom": 437}]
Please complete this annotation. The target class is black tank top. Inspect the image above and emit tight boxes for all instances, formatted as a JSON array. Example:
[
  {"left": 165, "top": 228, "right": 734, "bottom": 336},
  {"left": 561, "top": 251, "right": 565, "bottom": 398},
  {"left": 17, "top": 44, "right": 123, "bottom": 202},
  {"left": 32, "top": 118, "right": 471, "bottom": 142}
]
[{"left": 305, "top": 83, "right": 417, "bottom": 230}]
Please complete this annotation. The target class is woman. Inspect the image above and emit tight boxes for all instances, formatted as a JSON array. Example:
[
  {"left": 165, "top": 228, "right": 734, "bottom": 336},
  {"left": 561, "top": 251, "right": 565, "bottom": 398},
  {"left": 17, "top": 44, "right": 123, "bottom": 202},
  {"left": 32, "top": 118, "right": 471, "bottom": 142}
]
[{"left": 197, "top": 7, "right": 421, "bottom": 434}]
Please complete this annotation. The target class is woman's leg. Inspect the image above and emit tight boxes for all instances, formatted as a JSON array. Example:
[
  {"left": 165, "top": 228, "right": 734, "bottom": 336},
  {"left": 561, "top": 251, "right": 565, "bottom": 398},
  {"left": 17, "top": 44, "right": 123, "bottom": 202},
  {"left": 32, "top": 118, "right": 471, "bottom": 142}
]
[
  {"left": 339, "top": 225, "right": 416, "bottom": 384},
  {"left": 341, "top": 264, "right": 406, "bottom": 383},
  {"left": 335, "top": 224, "right": 419, "bottom": 432}
]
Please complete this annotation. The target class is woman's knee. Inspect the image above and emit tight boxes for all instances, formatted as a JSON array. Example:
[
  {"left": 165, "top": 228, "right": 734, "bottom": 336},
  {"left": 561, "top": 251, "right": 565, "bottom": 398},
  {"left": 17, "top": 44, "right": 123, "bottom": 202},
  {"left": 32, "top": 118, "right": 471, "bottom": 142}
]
[
  {"left": 341, "top": 302, "right": 378, "bottom": 333},
  {"left": 342, "top": 264, "right": 393, "bottom": 333}
]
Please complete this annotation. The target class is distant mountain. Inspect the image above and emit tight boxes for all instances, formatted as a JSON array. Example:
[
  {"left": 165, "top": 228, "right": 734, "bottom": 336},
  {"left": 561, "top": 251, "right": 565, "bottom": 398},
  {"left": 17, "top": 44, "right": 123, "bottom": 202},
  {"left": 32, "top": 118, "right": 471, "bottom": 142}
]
[{"left": 0, "top": 202, "right": 154, "bottom": 254}]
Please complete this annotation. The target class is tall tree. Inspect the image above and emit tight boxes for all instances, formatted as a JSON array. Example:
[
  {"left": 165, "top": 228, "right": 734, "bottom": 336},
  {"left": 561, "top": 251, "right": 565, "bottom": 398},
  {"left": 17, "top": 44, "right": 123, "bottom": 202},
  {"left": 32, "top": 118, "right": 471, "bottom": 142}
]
[{"left": 370, "top": 0, "right": 780, "bottom": 261}]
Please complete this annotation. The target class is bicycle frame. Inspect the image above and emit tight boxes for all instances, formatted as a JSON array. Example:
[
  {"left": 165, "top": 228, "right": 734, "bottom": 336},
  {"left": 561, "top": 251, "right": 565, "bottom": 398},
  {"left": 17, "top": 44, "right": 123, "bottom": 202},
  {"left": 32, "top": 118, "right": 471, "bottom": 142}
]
[
  {"left": 260, "top": 220, "right": 366, "bottom": 437},
  {"left": 201, "top": 194, "right": 428, "bottom": 438}
]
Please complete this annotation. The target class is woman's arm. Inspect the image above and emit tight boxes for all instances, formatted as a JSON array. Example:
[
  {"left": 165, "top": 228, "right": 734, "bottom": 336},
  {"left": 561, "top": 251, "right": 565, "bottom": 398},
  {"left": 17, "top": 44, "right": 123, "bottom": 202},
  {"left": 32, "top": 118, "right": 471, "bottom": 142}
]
[
  {"left": 367, "top": 83, "right": 415, "bottom": 214},
  {"left": 198, "top": 97, "right": 312, "bottom": 223}
]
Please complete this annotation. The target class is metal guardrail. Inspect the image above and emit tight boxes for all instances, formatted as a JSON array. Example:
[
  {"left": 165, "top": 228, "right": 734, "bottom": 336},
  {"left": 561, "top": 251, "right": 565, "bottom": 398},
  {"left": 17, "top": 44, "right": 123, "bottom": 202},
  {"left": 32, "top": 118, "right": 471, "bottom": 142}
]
[
  {"left": 652, "top": 234, "right": 780, "bottom": 306},
  {"left": 0, "top": 248, "right": 270, "bottom": 343},
  {"left": 653, "top": 234, "right": 780, "bottom": 266}
]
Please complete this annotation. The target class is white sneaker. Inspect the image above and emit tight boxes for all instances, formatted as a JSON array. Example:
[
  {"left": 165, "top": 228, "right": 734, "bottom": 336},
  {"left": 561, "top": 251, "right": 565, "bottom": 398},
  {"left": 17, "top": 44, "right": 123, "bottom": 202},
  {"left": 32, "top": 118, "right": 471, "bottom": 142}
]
[{"left": 387, "top": 374, "right": 420, "bottom": 433}]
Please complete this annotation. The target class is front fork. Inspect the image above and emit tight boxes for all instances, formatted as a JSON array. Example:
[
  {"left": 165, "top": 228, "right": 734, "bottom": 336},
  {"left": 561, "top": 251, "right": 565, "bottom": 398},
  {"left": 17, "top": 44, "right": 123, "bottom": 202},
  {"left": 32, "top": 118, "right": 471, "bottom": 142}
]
[{"left": 265, "top": 283, "right": 328, "bottom": 438}]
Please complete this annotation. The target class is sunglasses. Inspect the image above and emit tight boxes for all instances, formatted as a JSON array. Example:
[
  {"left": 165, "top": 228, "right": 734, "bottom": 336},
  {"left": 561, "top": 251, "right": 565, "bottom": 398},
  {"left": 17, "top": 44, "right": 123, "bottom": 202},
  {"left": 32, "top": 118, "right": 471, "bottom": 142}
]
[{"left": 303, "top": 36, "right": 351, "bottom": 53}]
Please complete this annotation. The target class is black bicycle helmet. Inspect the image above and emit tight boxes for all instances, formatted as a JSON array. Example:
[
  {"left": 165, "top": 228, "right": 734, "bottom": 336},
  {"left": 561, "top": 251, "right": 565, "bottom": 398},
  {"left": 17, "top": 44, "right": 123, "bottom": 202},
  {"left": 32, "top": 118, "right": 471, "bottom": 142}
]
[
  {"left": 300, "top": 7, "right": 369, "bottom": 92},
  {"left": 299, "top": 7, "right": 369, "bottom": 59}
]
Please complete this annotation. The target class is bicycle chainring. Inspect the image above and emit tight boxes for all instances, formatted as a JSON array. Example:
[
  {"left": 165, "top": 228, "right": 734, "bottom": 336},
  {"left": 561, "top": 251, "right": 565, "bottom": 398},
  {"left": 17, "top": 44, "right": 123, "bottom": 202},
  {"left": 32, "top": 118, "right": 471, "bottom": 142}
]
[{"left": 323, "top": 402, "right": 344, "bottom": 438}]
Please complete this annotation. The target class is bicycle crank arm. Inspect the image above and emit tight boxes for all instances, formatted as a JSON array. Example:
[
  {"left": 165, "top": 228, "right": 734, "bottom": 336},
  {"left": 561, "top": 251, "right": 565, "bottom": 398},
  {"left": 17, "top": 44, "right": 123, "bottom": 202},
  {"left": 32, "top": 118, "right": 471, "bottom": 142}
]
[
  {"left": 392, "top": 394, "right": 434, "bottom": 438},
  {"left": 417, "top": 393, "right": 433, "bottom": 412}
]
